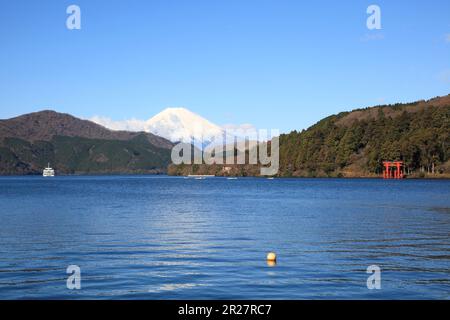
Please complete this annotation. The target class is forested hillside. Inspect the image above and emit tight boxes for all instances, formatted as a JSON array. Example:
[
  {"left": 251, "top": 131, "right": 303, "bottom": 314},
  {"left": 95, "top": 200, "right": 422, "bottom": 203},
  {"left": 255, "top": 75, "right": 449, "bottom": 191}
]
[
  {"left": 0, "top": 111, "right": 173, "bottom": 175},
  {"left": 279, "top": 95, "right": 450, "bottom": 177}
]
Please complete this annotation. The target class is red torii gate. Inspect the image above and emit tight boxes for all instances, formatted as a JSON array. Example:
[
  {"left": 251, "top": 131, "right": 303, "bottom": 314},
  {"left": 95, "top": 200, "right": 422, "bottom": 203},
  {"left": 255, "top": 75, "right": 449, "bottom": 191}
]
[{"left": 383, "top": 161, "right": 404, "bottom": 179}]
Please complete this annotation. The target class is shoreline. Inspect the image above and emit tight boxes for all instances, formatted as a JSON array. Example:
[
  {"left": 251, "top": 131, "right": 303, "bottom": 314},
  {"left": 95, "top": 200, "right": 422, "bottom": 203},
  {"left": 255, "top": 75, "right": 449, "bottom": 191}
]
[{"left": 1, "top": 173, "right": 450, "bottom": 180}]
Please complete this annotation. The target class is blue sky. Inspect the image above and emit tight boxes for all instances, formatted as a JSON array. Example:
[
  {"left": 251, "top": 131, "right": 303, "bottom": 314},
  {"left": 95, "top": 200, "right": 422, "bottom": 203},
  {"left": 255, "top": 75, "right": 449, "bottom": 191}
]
[{"left": 0, "top": 0, "right": 449, "bottom": 133}]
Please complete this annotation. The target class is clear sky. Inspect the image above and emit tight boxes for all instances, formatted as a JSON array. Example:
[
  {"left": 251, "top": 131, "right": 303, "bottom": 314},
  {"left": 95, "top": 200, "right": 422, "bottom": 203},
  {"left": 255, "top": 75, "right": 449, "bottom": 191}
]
[{"left": 1, "top": 0, "right": 449, "bottom": 133}]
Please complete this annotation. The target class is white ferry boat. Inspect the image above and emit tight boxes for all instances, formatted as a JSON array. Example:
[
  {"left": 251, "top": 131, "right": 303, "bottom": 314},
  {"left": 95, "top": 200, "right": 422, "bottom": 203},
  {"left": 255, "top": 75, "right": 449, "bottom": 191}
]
[{"left": 42, "top": 163, "right": 55, "bottom": 177}]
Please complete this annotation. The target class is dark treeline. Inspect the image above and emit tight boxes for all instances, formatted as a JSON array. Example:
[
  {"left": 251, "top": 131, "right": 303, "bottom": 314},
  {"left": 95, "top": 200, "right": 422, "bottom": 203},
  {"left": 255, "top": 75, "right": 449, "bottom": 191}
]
[{"left": 279, "top": 101, "right": 449, "bottom": 177}]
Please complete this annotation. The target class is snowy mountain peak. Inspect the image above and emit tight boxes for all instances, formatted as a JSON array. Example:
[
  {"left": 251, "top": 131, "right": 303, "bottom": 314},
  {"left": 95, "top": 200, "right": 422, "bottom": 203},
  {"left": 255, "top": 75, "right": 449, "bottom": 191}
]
[
  {"left": 144, "top": 107, "right": 225, "bottom": 144},
  {"left": 90, "top": 107, "right": 254, "bottom": 148}
]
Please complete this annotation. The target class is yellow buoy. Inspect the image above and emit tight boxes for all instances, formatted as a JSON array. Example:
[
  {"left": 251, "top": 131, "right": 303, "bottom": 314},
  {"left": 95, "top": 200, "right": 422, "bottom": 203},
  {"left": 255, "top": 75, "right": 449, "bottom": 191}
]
[{"left": 266, "top": 252, "right": 277, "bottom": 262}]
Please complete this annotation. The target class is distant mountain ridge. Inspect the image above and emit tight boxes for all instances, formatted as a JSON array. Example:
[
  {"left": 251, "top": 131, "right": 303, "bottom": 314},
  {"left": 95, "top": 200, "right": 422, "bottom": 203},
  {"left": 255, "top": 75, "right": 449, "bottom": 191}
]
[
  {"left": 0, "top": 110, "right": 172, "bottom": 148},
  {"left": 335, "top": 94, "right": 450, "bottom": 127},
  {"left": 0, "top": 110, "right": 173, "bottom": 175},
  {"left": 2, "top": 94, "right": 449, "bottom": 177}
]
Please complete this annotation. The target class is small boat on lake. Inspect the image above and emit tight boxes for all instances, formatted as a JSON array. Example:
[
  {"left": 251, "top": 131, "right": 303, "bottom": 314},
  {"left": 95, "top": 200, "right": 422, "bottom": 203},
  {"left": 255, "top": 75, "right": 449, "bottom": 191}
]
[{"left": 42, "top": 163, "right": 55, "bottom": 177}]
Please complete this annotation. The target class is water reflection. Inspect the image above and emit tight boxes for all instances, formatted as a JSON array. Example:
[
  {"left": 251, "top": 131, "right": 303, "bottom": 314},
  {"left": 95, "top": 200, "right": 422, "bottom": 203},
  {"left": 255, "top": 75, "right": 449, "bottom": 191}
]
[{"left": 267, "top": 260, "right": 277, "bottom": 267}]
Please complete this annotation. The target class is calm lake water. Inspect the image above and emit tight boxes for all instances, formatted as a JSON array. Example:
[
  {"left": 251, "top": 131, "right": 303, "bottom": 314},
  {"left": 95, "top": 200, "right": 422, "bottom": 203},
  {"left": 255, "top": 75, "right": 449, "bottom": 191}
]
[{"left": 0, "top": 176, "right": 449, "bottom": 299}]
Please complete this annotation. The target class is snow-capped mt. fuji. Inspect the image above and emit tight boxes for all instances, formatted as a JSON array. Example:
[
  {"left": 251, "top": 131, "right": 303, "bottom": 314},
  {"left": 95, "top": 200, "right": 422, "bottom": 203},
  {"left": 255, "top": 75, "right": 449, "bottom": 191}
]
[
  {"left": 90, "top": 107, "right": 245, "bottom": 148},
  {"left": 144, "top": 107, "right": 226, "bottom": 145}
]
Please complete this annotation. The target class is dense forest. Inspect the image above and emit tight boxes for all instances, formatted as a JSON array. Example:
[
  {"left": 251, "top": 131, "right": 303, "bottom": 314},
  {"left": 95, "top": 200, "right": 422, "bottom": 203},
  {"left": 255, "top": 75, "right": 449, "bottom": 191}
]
[
  {"left": 0, "top": 135, "right": 172, "bottom": 175},
  {"left": 279, "top": 102, "right": 449, "bottom": 177},
  {"left": 169, "top": 95, "right": 450, "bottom": 178}
]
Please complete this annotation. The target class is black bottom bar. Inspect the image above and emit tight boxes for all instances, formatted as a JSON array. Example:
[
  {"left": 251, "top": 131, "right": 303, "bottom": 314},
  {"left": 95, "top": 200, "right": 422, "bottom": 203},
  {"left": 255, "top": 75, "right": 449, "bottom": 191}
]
[{"left": 0, "top": 300, "right": 448, "bottom": 319}]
